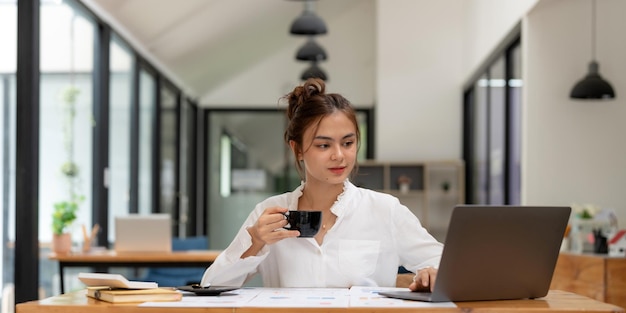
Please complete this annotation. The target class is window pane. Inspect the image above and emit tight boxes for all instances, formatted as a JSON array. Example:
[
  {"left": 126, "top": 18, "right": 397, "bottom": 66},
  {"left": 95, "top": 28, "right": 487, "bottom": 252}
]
[
  {"left": 39, "top": 1, "right": 95, "bottom": 294},
  {"left": 0, "top": 0, "right": 17, "bottom": 304},
  {"left": 159, "top": 86, "right": 177, "bottom": 216},
  {"left": 489, "top": 56, "right": 506, "bottom": 205},
  {"left": 108, "top": 36, "right": 133, "bottom": 243},
  {"left": 508, "top": 44, "right": 522, "bottom": 205},
  {"left": 178, "top": 99, "right": 195, "bottom": 236},
  {"left": 472, "top": 74, "right": 488, "bottom": 204},
  {"left": 138, "top": 69, "right": 155, "bottom": 214}
]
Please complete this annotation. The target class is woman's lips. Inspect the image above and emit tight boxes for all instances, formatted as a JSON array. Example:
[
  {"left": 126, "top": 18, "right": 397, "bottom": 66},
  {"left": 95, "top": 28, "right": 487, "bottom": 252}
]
[{"left": 329, "top": 167, "right": 345, "bottom": 175}]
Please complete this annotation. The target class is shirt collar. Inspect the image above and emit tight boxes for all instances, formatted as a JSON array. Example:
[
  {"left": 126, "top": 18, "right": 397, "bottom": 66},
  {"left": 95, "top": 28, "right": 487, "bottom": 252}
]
[{"left": 289, "top": 180, "right": 355, "bottom": 218}]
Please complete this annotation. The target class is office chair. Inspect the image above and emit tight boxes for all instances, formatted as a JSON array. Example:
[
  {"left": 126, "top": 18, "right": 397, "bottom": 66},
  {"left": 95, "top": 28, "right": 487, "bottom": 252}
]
[{"left": 141, "top": 236, "right": 209, "bottom": 287}]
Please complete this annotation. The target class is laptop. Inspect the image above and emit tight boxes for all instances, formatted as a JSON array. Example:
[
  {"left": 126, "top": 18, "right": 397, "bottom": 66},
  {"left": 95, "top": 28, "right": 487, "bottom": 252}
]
[
  {"left": 380, "top": 205, "right": 570, "bottom": 302},
  {"left": 114, "top": 214, "right": 172, "bottom": 253}
]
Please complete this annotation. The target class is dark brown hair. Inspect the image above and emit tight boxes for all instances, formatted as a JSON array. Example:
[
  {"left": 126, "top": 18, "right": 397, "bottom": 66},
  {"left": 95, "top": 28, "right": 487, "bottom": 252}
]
[{"left": 283, "top": 78, "right": 360, "bottom": 178}]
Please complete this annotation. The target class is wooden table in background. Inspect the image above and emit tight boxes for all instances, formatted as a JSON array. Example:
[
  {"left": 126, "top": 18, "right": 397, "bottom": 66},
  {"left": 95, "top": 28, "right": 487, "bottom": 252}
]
[
  {"left": 550, "top": 252, "right": 626, "bottom": 309},
  {"left": 16, "top": 289, "right": 625, "bottom": 313},
  {"left": 48, "top": 250, "right": 221, "bottom": 294}
]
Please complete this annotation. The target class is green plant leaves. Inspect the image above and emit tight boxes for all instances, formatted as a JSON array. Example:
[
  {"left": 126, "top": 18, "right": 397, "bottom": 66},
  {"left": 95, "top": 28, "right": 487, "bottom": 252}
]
[{"left": 52, "top": 195, "right": 84, "bottom": 235}]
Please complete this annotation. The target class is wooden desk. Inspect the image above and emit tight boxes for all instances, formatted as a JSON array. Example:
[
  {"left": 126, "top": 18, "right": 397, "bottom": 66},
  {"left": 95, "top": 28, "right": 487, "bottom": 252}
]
[
  {"left": 49, "top": 250, "right": 221, "bottom": 294},
  {"left": 15, "top": 290, "right": 625, "bottom": 313},
  {"left": 550, "top": 252, "right": 626, "bottom": 309}
]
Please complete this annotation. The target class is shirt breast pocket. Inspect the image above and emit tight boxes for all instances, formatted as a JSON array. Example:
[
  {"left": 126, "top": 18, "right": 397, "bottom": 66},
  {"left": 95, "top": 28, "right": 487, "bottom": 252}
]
[{"left": 338, "top": 239, "right": 380, "bottom": 278}]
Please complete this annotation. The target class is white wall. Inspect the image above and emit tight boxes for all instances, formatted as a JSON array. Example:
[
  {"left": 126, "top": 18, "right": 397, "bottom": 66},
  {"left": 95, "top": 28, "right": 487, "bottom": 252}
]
[
  {"left": 375, "top": 0, "right": 537, "bottom": 162},
  {"left": 523, "top": 0, "right": 626, "bottom": 224},
  {"left": 375, "top": 0, "right": 465, "bottom": 161}
]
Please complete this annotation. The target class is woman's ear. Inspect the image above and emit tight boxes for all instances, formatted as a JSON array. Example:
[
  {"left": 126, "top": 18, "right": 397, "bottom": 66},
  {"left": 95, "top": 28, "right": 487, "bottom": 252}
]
[{"left": 289, "top": 140, "right": 302, "bottom": 160}]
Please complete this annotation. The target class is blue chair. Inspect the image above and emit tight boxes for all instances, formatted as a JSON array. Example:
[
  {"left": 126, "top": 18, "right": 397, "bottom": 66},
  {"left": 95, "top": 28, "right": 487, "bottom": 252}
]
[{"left": 141, "top": 236, "right": 209, "bottom": 287}]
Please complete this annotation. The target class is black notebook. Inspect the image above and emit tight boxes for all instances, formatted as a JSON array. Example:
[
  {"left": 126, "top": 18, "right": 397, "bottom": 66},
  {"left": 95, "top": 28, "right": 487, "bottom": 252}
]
[{"left": 380, "top": 205, "right": 570, "bottom": 302}]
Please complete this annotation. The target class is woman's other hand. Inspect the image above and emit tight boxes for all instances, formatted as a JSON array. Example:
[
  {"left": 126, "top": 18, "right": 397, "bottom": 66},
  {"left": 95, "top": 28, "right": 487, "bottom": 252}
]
[{"left": 409, "top": 267, "right": 437, "bottom": 292}]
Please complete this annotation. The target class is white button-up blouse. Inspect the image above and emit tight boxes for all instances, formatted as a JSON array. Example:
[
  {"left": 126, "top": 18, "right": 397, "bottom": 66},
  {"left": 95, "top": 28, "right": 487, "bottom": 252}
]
[{"left": 200, "top": 180, "right": 443, "bottom": 288}]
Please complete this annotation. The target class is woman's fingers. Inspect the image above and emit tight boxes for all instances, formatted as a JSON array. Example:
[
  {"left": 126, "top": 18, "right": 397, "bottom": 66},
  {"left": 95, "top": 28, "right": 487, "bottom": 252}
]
[
  {"left": 409, "top": 267, "right": 438, "bottom": 292},
  {"left": 252, "top": 207, "right": 299, "bottom": 244}
]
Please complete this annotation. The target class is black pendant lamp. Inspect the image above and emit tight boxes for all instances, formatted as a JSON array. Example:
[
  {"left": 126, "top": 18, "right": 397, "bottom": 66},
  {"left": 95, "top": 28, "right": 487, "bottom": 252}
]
[
  {"left": 290, "top": 1, "right": 327, "bottom": 35},
  {"left": 296, "top": 37, "right": 327, "bottom": 61},
  {"left": 301, "top": 62, "right": 327, "bottom": 81},
  {"left": 570, "top": 0, "right": 615, "bottom": 100}
]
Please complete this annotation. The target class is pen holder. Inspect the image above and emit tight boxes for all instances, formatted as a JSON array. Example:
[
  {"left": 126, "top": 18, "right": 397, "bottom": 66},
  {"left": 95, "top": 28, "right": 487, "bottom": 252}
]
[
  {"left": 82, "top": 238, "right": 93, "bottom": 253},
  {"left": 82, "top": 224, "right": 100, "bottom": 253}
]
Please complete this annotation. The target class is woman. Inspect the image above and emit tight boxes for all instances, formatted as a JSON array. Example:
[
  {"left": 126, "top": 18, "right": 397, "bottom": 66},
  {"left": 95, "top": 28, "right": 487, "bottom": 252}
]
[{"left": 201, "top": 78, "right": 442, "bottom": 291}]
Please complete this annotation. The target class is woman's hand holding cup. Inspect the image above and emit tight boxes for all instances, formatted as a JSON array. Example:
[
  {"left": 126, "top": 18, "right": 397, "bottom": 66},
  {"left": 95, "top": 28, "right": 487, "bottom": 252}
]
[{"left": 248, "top": 207, "right": 300, "bottom": 246}]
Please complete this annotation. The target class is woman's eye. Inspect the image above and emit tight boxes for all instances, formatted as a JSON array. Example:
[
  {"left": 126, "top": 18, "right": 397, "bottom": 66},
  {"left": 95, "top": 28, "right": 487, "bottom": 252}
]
[
  {"left": 343, "top": 141, "right": 354, "bottom": 147},
  {"left": 317, "top": 144, "right": 329, "bottom": 149}
]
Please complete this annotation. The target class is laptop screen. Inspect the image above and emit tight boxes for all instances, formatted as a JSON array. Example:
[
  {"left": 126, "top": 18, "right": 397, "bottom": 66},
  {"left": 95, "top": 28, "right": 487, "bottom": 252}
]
[{"left": 114, "top": 214, "right": 172, "bottom": 253}]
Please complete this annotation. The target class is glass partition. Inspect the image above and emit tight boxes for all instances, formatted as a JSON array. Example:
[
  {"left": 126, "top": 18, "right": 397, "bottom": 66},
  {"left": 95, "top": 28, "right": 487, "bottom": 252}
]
[
  {"left": 472, "top": 74, "right": 488, "bottom": 204},
  {"left": 159, "top": 85, "right": 177, "bottom": 217},
  {"left": 208, "top": 111, "right": 292, "bottom": 251},
  {"left": 488, "top": 56, "right": 506, "bottom": 205},
  {"left": 138, "top": 69, "right": 155, "bottom": 214},
  {"left": 108, "top": 36, "right": 134, "bottom": 243},
  {"left": 178, "top": 99, "right": 197, "bottom": 237}
]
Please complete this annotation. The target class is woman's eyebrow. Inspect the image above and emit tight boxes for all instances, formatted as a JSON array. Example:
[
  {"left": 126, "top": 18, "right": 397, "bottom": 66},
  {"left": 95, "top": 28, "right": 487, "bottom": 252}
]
[{"left": 313, "top": 133, "right": 356, "bottom": 141}]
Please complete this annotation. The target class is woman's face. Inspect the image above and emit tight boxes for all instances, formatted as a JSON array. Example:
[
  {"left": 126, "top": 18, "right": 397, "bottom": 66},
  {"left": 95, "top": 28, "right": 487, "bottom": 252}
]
[{"left": 295, "top": 111, "right": 358, "bottom": 186}]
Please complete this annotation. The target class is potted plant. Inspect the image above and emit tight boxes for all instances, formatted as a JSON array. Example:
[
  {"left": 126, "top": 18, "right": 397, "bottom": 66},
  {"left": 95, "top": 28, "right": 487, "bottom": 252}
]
[
  {"left": 51, "top": 86, "right": 84, "bottom": 254},
  {"left": 52, "top": 197, "right": 82, "bottom": 254}
]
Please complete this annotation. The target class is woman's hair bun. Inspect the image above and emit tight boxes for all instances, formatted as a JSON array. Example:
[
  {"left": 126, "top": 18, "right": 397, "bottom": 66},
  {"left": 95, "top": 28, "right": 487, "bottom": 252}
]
[
  {"left": 286, "top": 78, "right": 326, "bottom": 120},
  {"left": 304, "top": 78, "right": 325, "bottom": 97}
]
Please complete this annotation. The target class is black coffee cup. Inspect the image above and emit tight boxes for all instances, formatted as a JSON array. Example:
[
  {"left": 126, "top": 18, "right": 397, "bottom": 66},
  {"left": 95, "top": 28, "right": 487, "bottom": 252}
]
[{"left": 283, "top": 210, "right": 322, "bottom": 237}]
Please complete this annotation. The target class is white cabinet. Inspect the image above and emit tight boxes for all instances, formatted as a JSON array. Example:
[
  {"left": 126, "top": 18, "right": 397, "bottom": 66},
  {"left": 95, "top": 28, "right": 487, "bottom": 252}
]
[{"left": 354, "top": 160, "right": 465, "bottom": 241}]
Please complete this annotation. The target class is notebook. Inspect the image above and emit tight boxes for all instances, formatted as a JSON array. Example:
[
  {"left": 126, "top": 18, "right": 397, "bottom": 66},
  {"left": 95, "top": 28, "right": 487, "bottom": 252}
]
[
  {"left": 114, "top": 214, "right": 172, "bottom": 253},
  {"left": 380, "top": 205, "right": 571, "bottom": 302}
]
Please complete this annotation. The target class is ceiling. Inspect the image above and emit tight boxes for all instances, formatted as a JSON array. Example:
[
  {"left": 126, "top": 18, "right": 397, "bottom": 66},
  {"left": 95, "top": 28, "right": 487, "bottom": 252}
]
[{"left": 82, "top": 0, "right": 365, "bottom": 103}]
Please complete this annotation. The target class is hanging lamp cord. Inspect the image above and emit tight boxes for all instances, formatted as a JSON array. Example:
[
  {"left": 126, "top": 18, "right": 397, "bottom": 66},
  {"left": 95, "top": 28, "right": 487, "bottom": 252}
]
[
  {"left": 591, "top": 0, "right": 596, "bottom": 61},
  {"left": 304, "top": 0, "right": 314, "bottom": 13}
]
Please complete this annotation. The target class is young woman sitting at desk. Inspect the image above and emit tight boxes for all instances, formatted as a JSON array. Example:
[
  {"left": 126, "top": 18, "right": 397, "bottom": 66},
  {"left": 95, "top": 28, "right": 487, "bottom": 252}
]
[{"left": 201, "top": 78, "right": 443, "bottom": 291}]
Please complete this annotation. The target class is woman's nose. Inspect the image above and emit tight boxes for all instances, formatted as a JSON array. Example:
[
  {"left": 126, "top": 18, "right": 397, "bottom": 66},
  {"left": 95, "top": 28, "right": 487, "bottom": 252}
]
[{"left": 331, "top": 145, "right": 343, "bottom": 160}]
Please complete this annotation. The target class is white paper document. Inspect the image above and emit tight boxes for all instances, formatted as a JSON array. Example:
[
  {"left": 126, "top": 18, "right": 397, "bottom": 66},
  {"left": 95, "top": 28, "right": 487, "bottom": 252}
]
[
  {"left": 349, "top": 286, "right": 457, "bottom": 308},
  {"left": 140, "top": 286, "right": 457, "bottom": 308},
  {"left": 246, "top": 287, "right": 350, "bottom": 308},
  {"left": 140, "top": 288, "right": 261, "bottom": 307}
]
